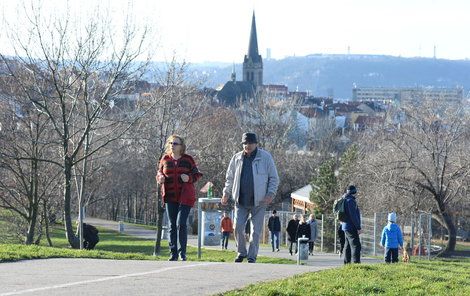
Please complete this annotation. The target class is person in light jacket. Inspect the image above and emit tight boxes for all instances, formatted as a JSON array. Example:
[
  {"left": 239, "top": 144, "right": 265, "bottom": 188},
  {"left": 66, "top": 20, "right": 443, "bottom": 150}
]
[
  {"left": 380, "top": 212, "right": 404, "bottom": 263},
  {"left": 221, "top": 132, "right": 279, "bottom": 263},
  {"left": 307, "top": 214, "right": 318, "bottom": 255}
]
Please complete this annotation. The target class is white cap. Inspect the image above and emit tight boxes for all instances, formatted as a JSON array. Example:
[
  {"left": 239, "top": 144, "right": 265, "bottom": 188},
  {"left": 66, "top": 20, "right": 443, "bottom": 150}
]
[{"left": 388, "top": 212, "right": 397, "bottom": 223}]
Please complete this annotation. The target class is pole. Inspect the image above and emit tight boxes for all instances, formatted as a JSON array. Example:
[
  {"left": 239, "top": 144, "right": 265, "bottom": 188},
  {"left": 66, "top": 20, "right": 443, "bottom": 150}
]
[
  {"left": 428, "top": 213, "right": 432, "bottom": 260},
  {"left": 410, "top": 214, "right": 415, "bottom": 255},
  {"left": 334, "top": 218, "right": 337, "bottom": 254},
  {"left": 197, "top": 199, "right": 202, "bottom": 259},
  {"left": 373, "top": 212, "right": 377, "bottom": 256},
  {"left": 321, "top": 214, "right": 324, "bottom": 253},
  {"left": 418, "top": 214, "right": 422, "bottom": 258}
]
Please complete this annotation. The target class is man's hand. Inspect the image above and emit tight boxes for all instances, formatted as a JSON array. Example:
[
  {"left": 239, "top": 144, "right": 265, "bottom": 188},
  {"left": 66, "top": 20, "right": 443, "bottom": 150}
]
[
  {"left": 221, "top": 194, "right": 229, "bottom": 205},
  {"left": 181, "top": 174, "right": 189, "bottom": 182},
  {"left": 358, "top": 229, "right": 362, "bottom": 235},
  {"left": 262, "top": 195, "right": 273, "bottom": 205}
]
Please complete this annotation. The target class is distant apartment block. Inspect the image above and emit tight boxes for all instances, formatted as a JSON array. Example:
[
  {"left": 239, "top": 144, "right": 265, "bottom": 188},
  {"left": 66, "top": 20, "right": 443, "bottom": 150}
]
[{"left": 352, "top": 86, "right": 464, "bottom": 102}]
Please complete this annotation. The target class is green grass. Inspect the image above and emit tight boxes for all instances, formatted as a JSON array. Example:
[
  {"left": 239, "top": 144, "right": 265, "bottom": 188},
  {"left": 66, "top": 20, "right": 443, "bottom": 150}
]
[
  {"left": 222, "top": 258, "right": 470, "bottom": 296},
  {"left": 0, "top": 224, "right": 294, "bottom": 264}
]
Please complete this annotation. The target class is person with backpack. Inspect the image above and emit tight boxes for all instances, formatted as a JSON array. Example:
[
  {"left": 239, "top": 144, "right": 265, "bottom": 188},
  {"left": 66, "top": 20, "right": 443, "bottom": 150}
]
[
  {"left": 268, "top": 210, "right": 281, "bottom": 252},
  {"left": 341, "top": 185, "right": 362, "bottom": 264}
]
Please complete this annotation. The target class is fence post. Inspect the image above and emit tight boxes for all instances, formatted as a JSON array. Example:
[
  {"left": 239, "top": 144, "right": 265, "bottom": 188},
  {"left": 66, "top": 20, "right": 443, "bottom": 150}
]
[
  {"left": 418, "top": 214, "right": 422, "bottom": 258},
  {"left": 373, "top": 212, "right": 377, "bottom": 256},
  {"left": 428, "top": 213, "right": 432, "bottom": 260},
  {"left": 321, "top": 214, "right": 324, "bottom": 253},
  {"left": 334, "top": 218, "right": 337, "bottom": 254},
  {"left": 263, "top": 214, "right": 266, "bottom": 244},
  {"left": 410, "top": 214, "right": 415, "bottom": 255}
]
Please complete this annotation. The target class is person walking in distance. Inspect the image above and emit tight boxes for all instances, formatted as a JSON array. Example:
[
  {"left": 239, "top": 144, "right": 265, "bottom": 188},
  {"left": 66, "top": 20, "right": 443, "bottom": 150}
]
[
  {"left": 341, "top": 185, "right": 362, "bottom": 264},
  {"left": 286, "top": 214, "right": 299, "bottom": 255},
  {"left": 220, "top": 212, "right": 233, "bottom": 250},
  {"left": 268, "top": 210, "right": 281, "bottom": 252},
  {"left": 156, "top": 135, "right": 202, "bottom": 261},
  {"left": 221, "top": 132, "right": 279, "bottom": 263},
  {"left": 307, "top": 214, "right": 318, "bottom": 255}
]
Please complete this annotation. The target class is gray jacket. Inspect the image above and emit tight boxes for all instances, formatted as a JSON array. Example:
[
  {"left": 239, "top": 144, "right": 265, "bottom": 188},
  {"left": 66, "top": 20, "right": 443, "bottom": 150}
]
[
  {"left": 223, "top": 148, "right": 279, "bottom": 206},
  {"left": 307, "top": 219, "right": 318, "bottom": 242}
]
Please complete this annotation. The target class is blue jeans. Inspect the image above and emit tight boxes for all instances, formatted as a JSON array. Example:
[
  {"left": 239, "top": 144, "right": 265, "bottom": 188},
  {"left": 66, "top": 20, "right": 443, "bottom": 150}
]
[
  {"left": 270, "top": 231, "right": 280, "bottom": 251},
  {"left": 166, "top": 202, "right": 191, "bottom": 257},
  {"left": 384, "top": 247, "right": 399, "bottom": 263},
  {"left": 234, "top": 205, "right": 266, "bottom": 260},
  {"left": 221, "top": 232, "right": 230, "bottom": 249}
]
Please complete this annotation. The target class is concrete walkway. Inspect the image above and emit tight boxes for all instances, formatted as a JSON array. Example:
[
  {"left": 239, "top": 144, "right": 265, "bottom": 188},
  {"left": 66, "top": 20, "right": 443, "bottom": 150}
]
[
  {"left": 0, "top": 218, "right": 380, "bottom": 296},
  {"left": 86, "top": 217, "right": 379, "bottom": 267}
]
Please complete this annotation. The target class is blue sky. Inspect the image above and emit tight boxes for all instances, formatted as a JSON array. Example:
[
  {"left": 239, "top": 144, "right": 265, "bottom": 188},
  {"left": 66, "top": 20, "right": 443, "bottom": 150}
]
[{"left": 2, "top": 0, "right": 470, "bottom": 63}]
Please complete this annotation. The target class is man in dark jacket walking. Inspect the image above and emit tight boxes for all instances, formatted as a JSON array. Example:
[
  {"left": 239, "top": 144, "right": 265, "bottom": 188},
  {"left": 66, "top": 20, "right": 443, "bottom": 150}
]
[
  {"left": 341, "top": 185, "right": 362, "bottom": 264},
  {"left": 268, "top": 210, "right": 281, "bottom": 252},
  {"left": 286, "top": 214, "right": 299, "bottom": 255}
]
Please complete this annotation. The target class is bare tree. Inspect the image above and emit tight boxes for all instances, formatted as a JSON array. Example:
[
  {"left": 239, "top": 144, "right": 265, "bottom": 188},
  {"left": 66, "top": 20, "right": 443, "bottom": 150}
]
[
  {"left": 1, "top": 2, "right": 151, "bottom": 247},
  {"left": 0, "top": 72, "right": 61, "bottom": 244},
  {"left": 359, "top": 100, "right": 469, "bottom": 254}
]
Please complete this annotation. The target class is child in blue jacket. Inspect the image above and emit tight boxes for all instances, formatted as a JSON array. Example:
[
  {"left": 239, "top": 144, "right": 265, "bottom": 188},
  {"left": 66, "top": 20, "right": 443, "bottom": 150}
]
[{"left": 380, "top": 212, "right": 403, "bottom": 263}]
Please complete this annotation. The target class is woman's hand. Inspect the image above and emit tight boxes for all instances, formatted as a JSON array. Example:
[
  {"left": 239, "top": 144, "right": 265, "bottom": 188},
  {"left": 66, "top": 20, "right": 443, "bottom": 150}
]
[
  {"left": 156, "top": 174, "right": 165, "bottom": 184},
  {"left": 181, "top": 174, "right": 189, "bottom": 182}
]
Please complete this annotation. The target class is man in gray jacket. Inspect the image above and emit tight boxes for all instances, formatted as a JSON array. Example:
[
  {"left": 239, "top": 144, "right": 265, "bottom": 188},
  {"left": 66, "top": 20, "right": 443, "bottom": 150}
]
[{"left": 221, "top": 132, "right": 279, "bottom": 263}]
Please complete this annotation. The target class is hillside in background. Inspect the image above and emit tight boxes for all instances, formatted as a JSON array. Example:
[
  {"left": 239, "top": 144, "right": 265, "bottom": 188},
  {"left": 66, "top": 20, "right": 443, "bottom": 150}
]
[{"left": 187, "top": 54, "right": 470, "bottom": 99}]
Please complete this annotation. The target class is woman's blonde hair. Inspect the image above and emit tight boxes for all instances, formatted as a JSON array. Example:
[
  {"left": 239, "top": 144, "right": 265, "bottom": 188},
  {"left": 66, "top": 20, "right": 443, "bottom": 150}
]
[{"left": 164, "top": 134, "right": 186, "bottom": 155}]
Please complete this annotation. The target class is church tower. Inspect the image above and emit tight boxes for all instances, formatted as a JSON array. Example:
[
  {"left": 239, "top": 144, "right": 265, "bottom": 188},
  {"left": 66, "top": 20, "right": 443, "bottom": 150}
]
[{"left": 243, "top": 12, "right": 263, "bottom": 88}]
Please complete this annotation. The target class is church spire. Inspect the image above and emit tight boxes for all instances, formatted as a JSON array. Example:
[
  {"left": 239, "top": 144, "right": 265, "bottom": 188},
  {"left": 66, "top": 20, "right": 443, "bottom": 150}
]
[
  {"left": 243, "top": 11, "right": 263, "bottom": 88},
  {"left": 247, "top": 11, "right": 260, "bottom": 63}
]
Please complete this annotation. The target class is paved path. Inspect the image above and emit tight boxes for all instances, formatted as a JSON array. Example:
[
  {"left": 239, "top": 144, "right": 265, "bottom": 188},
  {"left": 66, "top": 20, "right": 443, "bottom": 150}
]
[{"left": 0, "top": 218, "right": 380, "bottom": 296}]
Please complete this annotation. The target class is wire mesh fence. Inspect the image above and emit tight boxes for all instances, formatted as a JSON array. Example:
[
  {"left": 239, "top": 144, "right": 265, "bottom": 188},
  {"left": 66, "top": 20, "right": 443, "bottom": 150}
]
[{"left": 260, "top": 211, "right": 434, "bottom": 259}]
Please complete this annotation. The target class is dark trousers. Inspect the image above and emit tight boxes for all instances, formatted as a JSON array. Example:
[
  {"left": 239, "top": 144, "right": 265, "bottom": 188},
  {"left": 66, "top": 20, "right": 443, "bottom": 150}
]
[
  {"left": 384, "top": 247, "right": 399, "bottom": 263},
  {"left": 288, "top": 241, "right": 297, "bottom": 254},
  {"left": 338, "top": 227, "right": 345, "bottom": 254},
  {"left": 84, "top": 236, "right": 99, "bottom": 250},
  {"left": 270, "top": 231, "right": 280, "bottom": 251},
  {"left": 221, "top": 232, "right": 230, "bottom": 249},
  {"left": 166, "top": 202, "right": 191, "bottom": 257},
  {"left": 344, "top": 229, "right": 361, "bottom": 264},
  {"left": 308, "top": 242, "right": 315, "bottom": 253}
]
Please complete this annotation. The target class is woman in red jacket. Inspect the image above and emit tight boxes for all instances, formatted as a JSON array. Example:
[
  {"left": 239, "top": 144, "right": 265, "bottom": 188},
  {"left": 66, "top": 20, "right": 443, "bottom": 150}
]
[{"left": 156, "top": 135, "right": 202, "bottom": 261}]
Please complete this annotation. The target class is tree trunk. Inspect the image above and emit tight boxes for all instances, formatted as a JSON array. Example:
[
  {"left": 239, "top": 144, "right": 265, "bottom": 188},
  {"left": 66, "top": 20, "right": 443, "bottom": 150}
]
[
  {"left": 25, "top": 158, "right": 40, "bottom": 245},
  {"left": 43, "top": 201, "right": 53, "bottom": 247},
  {"left": 441, "top": 211, "right": 457, "bottom": 254},
  {"left": 64, "top": 158, "right": 79, "bottom": 248}
]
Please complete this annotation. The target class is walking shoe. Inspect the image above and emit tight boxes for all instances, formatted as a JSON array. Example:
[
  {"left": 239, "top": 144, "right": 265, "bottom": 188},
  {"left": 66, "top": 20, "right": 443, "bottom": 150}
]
[
  {"left": 234, "top": 255, "right": 246, "bottom": 263},
  {"left": 247, "top": 258, "right": 256, "bottom": 263},
  {"left": 180, "top": 254, "right": 187, "bottom": 261},
  {"left": 168, "top": 256, "right": 178, "bottom": 261},
  {"left": 276, "top": 248, "right": 280, "bottom": 252}
]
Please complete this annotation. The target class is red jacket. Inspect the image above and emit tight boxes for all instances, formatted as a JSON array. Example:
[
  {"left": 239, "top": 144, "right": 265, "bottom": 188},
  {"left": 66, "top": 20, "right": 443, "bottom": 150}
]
[
  {"left": 157, "top": 154, "right": 202, "bottom": 207},
  {"left": 220, "top": 217, "right": 233, "bottom": 233}
]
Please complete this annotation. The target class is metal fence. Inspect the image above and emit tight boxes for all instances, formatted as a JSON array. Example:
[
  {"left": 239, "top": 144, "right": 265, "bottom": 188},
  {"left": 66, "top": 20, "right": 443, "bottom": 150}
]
[
  {"left": 119, "top": 210, "right": 434, "bottom": 259},
  {"left": 261, "top": 211, "right": 434, "bottom": 259}
]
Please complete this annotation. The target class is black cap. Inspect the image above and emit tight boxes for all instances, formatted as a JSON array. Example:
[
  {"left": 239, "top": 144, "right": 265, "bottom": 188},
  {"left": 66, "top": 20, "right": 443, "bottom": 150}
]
[
  {"left": 241, "top": 132, "right": 258, "bottom": 144},
  {"left": 347, "top": 185, "right": 357, "bottom": 195}
]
